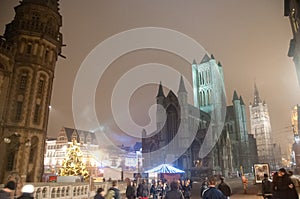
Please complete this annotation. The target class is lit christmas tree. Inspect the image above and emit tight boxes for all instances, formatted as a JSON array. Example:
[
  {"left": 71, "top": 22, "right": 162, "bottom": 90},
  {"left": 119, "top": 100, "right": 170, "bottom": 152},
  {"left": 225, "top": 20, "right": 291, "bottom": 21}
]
[{"left": 59, "top": 138, "right": 90, "bottom": 181}]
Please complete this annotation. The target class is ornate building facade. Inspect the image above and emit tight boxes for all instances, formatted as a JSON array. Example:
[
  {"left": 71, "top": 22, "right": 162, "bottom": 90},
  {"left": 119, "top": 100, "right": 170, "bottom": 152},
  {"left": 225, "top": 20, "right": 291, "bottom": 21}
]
[
  {"left": 285, "top": 0, "right": 300, "bottom": 85},
  {"left": 249, "top": 83, "right": 276, "bottom": 168},
  {"left": 0, "top": 0, "right": 63, "bottom": 182},
  {"left": 142, "top": 55, "right": 256, "bottom": 179},
  {"left": 44, "top": 127, "right": 142, "bottom": 180}
]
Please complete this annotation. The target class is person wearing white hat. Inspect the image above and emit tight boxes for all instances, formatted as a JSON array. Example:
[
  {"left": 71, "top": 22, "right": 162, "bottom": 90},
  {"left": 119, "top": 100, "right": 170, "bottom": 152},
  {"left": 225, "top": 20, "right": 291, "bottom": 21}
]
[{"left": 17, "top": 184, "right": 34, "bottom": 199}]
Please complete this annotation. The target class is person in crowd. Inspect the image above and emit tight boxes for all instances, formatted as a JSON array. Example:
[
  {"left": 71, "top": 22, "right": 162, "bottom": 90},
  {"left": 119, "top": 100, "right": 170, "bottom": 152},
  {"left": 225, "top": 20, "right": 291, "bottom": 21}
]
[
  {"left": 126, "top": 180, "right": 136, "bottom": 199},
  {"left": 0, "top": 181, "right": 16, "bottom": 199},
  {"left": 241, "top": 175, "right": 248, "bottom": 194},
  {"left": 273, "top": 168, "right": 298, "bottom": 199},
  {"left": 289, "top": 171, "right": 300, "bottom": 193},
  {"left": 94, "top": 187, "right": 105, "bottom": 199},
  {"left": 217, "top": 177, "right": 231, "bottom": 199},
  {"left": 261, "top": 174, "right": 273, "bottom": 199},
  {"left": 106, "top": 180, "right": 120, "bottom": 199},
  {"left": 150, "top": 181, "right": 161, "bottom": 199},
  {"left": 182, "top": 180, "right": 191, "bottom": 199},
  {"left": 165, "top": 181, "right": 184, "bottom": 199},
  {"left": 200, "top": 177, "right": 209, "bottom": 197},
  {"left": 137, "top": 179, "right": 149, "bottom": 199},
  {"left": 161, "top": 180, "right": 169, "bottom": 198},
  {"left": 202, "top": 176, "right": 226, "bottom": 199}
]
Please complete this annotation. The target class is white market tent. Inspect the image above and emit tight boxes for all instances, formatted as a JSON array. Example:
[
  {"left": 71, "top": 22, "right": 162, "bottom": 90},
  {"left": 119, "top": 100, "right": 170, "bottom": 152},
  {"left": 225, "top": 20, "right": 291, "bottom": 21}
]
[{"left": 144, "top": 164, "right": 185, "bottom": 174}]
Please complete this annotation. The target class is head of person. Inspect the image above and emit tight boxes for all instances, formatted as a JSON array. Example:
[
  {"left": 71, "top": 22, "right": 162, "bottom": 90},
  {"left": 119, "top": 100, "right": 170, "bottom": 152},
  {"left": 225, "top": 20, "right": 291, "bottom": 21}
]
[
  {"left": 21, "top": 184, "right": 34, "bottom": 196},
  {"left": 4, "top": 181, "right": 16, "bottom": 193},
  {"left": 278, "top": 168, "right": 287, "bottom": 176},
  {"left": 170, "top": 181, "right": 179, "bottom": 191},
  {"left": 97, "top": 187, "right": 104, "bottom": 194},
  {"left": 264, "top": 173, "right": 268, "bottom": 178},
  {"left": 288, "top": 170, "right": 294, "bottom": 176},
  {"left": 112, "top": 180, "right": 117, "bottom": 187},
  {"left": 220, "top": 177, "right": 224, "bottom": 182},
  {"left": 208, "top": 176, "right": 217, "bottom": 186}
]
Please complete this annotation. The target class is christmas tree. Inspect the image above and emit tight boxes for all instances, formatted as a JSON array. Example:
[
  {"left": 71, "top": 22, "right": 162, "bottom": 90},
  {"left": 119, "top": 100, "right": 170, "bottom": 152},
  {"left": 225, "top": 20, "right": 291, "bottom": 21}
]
[{"left": 59, "top": 138, "right": 90, "bottom": 181}]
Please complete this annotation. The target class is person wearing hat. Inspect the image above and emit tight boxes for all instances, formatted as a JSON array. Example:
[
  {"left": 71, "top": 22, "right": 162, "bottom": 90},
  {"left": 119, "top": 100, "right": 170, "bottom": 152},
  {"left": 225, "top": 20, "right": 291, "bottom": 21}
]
[
  {"left": 0, "top": 181, "right": 16, "bottom": 199},
  {"left": 217, "top": 177, "right": 231, "bottom": 199},
  {"left": 17, "top": 184, "right": 34, "bottom": 199}
]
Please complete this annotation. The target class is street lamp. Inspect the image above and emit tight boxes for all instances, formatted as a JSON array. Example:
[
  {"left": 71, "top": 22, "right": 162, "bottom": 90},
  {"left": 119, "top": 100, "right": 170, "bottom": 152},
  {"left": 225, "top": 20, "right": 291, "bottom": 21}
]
[{"left": 0, "top": 132, "right": 20, "bottom": 144}]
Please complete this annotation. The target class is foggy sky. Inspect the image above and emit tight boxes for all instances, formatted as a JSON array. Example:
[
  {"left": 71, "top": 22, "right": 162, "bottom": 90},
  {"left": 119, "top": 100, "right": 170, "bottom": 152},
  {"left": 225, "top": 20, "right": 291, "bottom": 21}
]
[{"left": 1, "top": 1, "right": 300, "bottom": 154}]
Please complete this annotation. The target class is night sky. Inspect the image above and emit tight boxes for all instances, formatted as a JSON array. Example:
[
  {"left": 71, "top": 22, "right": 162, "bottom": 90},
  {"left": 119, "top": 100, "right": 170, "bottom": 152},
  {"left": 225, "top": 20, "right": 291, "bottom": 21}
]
[{"left": 1, "top": 1, "right": 300, "bottom": 156}]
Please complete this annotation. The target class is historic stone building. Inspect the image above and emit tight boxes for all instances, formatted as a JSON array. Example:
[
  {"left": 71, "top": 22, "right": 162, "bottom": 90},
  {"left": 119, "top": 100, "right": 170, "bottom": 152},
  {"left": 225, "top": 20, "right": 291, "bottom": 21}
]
[
  {"left": 0, "top": 0, "right": 63, "bottom": 182},
  {"left": 142, "top": 55, "right": 256, "bottom": 178},
  {"left": 285, "top": 0, "right": 300, "bottom": 85},
  {"left": 249, "top": 83, "right": 277, "bottom": 168},
  {"left": 44, "top": 127, "right": 101, "bottom": 178}
]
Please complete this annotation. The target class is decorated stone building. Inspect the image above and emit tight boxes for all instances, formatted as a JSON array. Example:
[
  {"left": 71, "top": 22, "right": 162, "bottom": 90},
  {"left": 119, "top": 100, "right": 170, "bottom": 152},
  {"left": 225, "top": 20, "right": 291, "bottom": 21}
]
[
  {"left": 0, "top": 0, "right": 63, "bottom": 182},
  {"left": 142, "top": 55, "right": 257, "bottom": 178}
]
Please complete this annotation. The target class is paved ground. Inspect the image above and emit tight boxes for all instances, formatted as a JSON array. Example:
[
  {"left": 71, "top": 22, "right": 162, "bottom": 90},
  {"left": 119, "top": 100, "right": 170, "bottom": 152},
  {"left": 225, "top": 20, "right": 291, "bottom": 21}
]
[{"left": 191, "top": 177, "right": 262, "bottom": 199}]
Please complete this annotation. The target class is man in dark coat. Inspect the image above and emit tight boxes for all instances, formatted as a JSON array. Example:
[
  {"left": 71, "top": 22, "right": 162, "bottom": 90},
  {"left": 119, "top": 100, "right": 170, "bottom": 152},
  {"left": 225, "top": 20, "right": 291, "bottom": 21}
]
[
  {"left": 273, "top": 168, "right": 298, "bottom": 199},
  {"left": 202, "top": 177, "right": 226, "bottom": 199},
  {"left": 217, "top": 177, "right": 231, "bottom": 199},
  {"left": 165, "top": 181, "right": 184, "bottom": 199},
  {"left": 0, "top": 181, "right": 16, "bottom": 199},
  {"left": 261, "top": 174, "right": 273, "bottom": 199}
]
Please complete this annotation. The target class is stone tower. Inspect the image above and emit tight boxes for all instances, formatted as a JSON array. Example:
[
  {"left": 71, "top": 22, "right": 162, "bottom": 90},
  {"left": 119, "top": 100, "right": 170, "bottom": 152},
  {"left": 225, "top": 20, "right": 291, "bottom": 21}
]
[
  {"left": 0, "top": 0, "right": 63, "bottom": 182},
  {"left": 249, "top": 83, "right": 274, "bottom": 167}
]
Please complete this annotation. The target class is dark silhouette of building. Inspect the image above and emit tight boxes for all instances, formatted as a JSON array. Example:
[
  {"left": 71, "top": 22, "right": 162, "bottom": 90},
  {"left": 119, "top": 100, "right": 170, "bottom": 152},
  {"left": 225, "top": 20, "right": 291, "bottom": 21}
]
[{"left": 142, "top": 55, "right": 257, "bottom": 179}]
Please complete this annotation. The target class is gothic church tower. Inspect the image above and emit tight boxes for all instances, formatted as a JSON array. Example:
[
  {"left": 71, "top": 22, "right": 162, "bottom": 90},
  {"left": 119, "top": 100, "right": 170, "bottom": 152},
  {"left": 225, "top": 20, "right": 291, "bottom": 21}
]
[
  {"left": 249, "top": 83, "right": 274, "bottom": 166},
  {"left": 0, "top": 0, "right": 63, "bottom": 182}
]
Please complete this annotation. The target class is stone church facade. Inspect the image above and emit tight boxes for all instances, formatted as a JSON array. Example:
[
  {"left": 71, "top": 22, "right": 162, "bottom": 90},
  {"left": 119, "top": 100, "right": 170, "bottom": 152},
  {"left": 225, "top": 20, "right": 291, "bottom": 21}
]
[
  {"left": 0, "top": 0, "right": 63, "bottom": 182},
  {"left": 142, "top": 55, "right": 257, "bottom": 179}
]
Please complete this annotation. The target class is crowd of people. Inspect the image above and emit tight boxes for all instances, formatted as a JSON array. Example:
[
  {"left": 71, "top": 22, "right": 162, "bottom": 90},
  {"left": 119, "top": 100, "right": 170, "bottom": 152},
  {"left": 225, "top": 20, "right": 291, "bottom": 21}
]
[
  {"left": 200, "top": 176, "right": 231, "bottom": 199},
  {"left": 123, "top": 178, "right": 193, "bottom": 199},
  {"left": 261, "top": 167, "right": 299, "bottom": 199}
]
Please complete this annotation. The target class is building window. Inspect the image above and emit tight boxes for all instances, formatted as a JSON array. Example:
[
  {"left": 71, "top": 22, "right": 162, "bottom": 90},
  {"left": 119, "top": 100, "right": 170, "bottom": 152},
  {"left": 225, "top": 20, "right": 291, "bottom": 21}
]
[
  {"left": 38, "top": 79, "right": 44, "bottom": 94},
  {"left": 19, "top": 73, "right": 28, "bottom": 90},
  {"left": 26, "top": 44, "right": 32, "bottom": 54},
  {"left": 45, "top": 50, "right": 49, "bottom": 61},
  {"left": 7, "top": 153, "right": 15, "bottom": 171},
  {"left": 33, "top": 104, "right": 40, "bottom": 123},
  {"left": 15, "top": 101, "right": 23, "bottom": 121}
]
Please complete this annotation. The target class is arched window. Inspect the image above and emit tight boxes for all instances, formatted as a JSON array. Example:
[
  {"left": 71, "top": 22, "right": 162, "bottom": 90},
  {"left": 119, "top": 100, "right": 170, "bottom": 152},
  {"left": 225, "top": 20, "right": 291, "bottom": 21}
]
[
  {"left": 19, "top": 73, "right": 28, "bottom": 90},
  {"left": 37, "top": 77, "right": 45, "bottom": 94},
  {"left": 6, "top": 134, "right": 20, "bottom": 171},
  {"left": 29, "top": 136, "right": 38, "bottom": 163},
  {"left": 33, "top": 102, "right": 41, "bottom": 123}
]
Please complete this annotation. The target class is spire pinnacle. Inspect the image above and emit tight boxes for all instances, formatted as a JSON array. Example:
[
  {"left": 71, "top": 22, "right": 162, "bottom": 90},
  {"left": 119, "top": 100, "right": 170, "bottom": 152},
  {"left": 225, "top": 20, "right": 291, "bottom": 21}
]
[
  {"left": 232, "top": 90, "right": 239, "bottom": 101},
  {"left": 156, "top": 81, "right": 165, "bottom": 98},
  {"left": 253, "top": 82, "right": 262, "bottom": 106},
  {"left": 178, "top": 75, "right": 187, "bottom": 93}
]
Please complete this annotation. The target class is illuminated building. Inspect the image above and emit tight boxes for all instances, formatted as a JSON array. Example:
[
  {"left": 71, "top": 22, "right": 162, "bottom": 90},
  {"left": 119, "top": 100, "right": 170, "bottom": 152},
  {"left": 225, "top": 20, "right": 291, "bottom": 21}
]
[
  {"left": 142, "top": 54, "right": 256, "bottom": 178},
  {"left": 249, "top": 83, "right": 278, "bottom": 169},
  {"left": 44, "top": 127, "right": 141, "bottom": 179},
  {"left": 292, "top": 105, "right": 300, "bottom": 172},
  {"left": 0, "top": 0, "right": 63, "bottom": 182}
]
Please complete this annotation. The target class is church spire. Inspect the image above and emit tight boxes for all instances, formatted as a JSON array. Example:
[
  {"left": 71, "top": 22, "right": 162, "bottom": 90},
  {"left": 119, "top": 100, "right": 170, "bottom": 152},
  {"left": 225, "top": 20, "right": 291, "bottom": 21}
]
[
  {"left": 253, "top": 82, "right": 262, "bottom": 106},
  {"left": 156, "top": 81, "right": 165, "bottom": 98},
  {"left": 232, "top": 90, "right": 239, "bottom": 101},
  {"left": 178, "top": 75, "right": 187, "bottom": 93}
]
